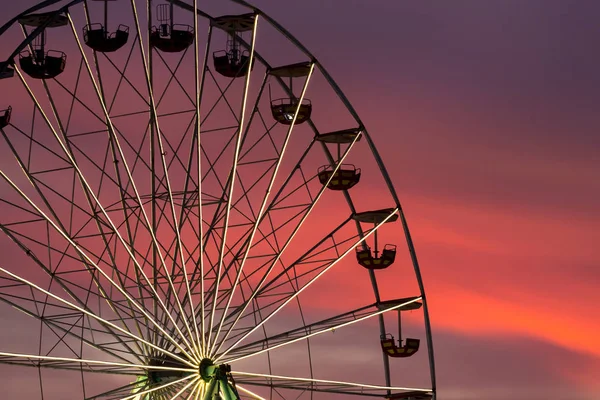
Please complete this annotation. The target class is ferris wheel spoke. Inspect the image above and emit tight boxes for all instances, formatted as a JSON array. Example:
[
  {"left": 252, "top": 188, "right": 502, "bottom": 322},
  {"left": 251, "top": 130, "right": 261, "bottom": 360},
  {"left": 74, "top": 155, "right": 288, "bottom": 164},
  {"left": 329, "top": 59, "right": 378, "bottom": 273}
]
[
  {"left": 230, "top": 139, "right": 357, "bottom": 294},
  {"left": 206, "top": 13, "right": 259, "bottom": 356},
  {"left": 189, "top": 7, "right": 213, "bottom": 356},
  {"left": 65, "top": 12, "right": 206, "bottom": 361},
  {"left": 194, "top": 146, "right": 232, "bottom": 272},
  {"left": 33, "top": 90, "right": 159, "bottom": 353},
  {"left": 37, "top": 18, "right": 148, "bottom": 296},
  {"left": 188, "top": 136, "right": 318, "bottom": 300},
  {"left": 79, "top": 5, "right": 168, "bottom": 346},
  {"left": 126, "top": 0, "right": 203, "bottom": 359},
  {"left": 211, "top": 62, "right": 315, "bottom": 357},
  {"left": 188, "top": 380, "right": 203, "bottom": 400},
  {"left": 197, "top": 140, "right": 309, "bottom": 304},
  {"left": 206, "top": 218, "right": 347, "bottom": 348},
  {"left": 11, "top": 69, "right": 193, "bottom": 361},
  {"left": 31, "top": 53, "right": 155, "bottom": 357},
  {"left": 200, "top": 165, "right": 274, "bottom": 309},
  {"left": 166, "top": 377, "right": 201, "bottom": 400},
  {"left": 128, "top": 201, "right": 205, "bottom": 355},
  {"left": 0, "top": 217, "right": 151, "bottom": 362},
  {"left": 223, "top": 298, "right": 422, "bottom": 364},
  {"left": 130, "top": 378, "right": 198, "bottom": 400},
  {"left": 233, "top": 371, "right": 431, "bottom": 398},
  {"left": 0, "top": 351, "right": 195, "bottom": 375},
  {"left": 83, "top": 378, "right": 150, "bottom": 400},
  {"left": 198, "top": 204, "right": 307, "bottom": 333},
  {"left": 113, "top": 379, "right": 200, "bottom": 400},
  {"left": 207, "top": 141, "right": 321, "bottom": 296},
  {"left": 221, "top": 226, "right": 363, "bottom": 336},
  {"left": 159, "top": 116, "right": 197, "bottom": 181},
  {"left": 215, "top": 207, "right": 397, "bottom": 362},
  {"left": 253, "top": 224, "right": 362, "bottom": 298},
  {"left": 0, "top": 265, "right": 194, "bottom": 368},
  {"left": 211, "top": 137, "right": 361, "bottom": 358},
  {"left": 190, "top": 68, "right": 262, "bottom": 251},
  {"left": 119, "top": 374, "right": 198, "bottom": 400},
  {"left": 0, "top": 179, "right": 149, "bottom": 362},
  {"left": 236, "top": 384, "right": 267, "bottom": 400},
  {"left": 0, "top": 290, "right": 135, "bottom": 364},
  {"left": 1, "top": 165, "right": 194, "bottom": 365}
]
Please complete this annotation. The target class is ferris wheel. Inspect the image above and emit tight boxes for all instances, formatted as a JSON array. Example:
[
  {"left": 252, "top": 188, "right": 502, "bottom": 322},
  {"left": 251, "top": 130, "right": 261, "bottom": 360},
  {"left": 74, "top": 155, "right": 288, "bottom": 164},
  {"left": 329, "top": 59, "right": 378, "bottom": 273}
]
[{"left": 0, "top": 0, "right": 436, "bottom": 399}]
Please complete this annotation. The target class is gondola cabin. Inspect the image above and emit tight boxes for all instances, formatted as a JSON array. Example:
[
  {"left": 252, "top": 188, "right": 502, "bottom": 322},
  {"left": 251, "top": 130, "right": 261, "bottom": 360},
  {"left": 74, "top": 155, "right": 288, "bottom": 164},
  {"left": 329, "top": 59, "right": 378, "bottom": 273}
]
[
  {"left": 212, "top": 14, "right": 256, "bottom": 78},
  {"left": 19, "top": 50, "right": 66, "bottom": 79},
  {"left": 316, "top": 129, "right": 363, "bottom": 190},
  {"left": 271, "top": 98, "right": 312, "bottom": 125},
  {"left": 84, "top": 24, "right": 129, "bottom": 53},
  {"left": 381, "top": 335, "right": 420, "bottom": 358},
  {"left": 352, "top": 209, "right": 399, "bottom": 270},
  {"left": 83, "top": 0, "right": 129, "bottom": 53},
  {"left": 18, "top": 13, "right": 68, "bottom": 79},
  {"left": 269, "top": 62, "right": 313, "bottom": 125},
  {"left": 150, "top": 4, "right": 194, "bottom": 53},
  {"left": 214, "top": 51, "right": 253, "bottom": 78},
  {"left": 379, "top": 300, "right": 422, "bottom": 358},
  {"left": 356, "top": 244, "right": 396, "bottom": 269},
  {"left": 318, "top": 164, "right": 361, "bottom": 190}
]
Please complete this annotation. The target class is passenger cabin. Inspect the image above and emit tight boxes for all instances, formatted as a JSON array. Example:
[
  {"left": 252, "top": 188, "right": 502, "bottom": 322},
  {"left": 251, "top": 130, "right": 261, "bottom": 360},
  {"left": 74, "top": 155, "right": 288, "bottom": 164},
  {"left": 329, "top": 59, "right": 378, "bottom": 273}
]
[
  {"left": 316, "top": 129, "right": 363, "bottom": 190},
  {"left": 150, "top": 4, "right": 194, "bottom": 53},
  {"left": 83, "top": 0, "right": 129, "bottom": 52},
  {"left": 269, "top": 62, "right": 313, "bottom": 125},
  {"left": 18, "top": 13, "right": 68, "bottom": 79},
  {"left": 356, "top": 244, "right": 396, "bottom": 269},
  {"left": 318, "top": 164, "right": 361, "bottom": 191},
  {"left": 212, "top": 14, "right": 255, "bottom": 78},
  {"left": 380, "top": 300, "right": 421, "bottom": 359},
  {"left": 0, "top": 106, "right": 11, "bottom": 128},
  {"left": 271, "top": 98, "right": 311, "bottom": 125},
  {"left": 381, "top": 335, "right": 420, "bottom": 358},
  {"left": 19, "top": 50, "right": 66, "bottom": 79},
  {"left": 84, "top": 24, "right": 129, "bottom": 53},
  {"left": 214, "top": 51, "right": 253, "bottom": 78},
  {"left": 352, "top": 209, "right": 399, "bottom": 270}
]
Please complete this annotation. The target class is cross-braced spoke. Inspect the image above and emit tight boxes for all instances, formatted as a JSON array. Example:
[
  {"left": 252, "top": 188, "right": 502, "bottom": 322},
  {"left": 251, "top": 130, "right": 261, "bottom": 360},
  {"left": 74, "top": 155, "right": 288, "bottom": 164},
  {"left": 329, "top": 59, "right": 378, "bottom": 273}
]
[
  {"left": 233, "top": 371, "right": 432, "bottom": 397},
  {"left": 223, "top": 297, "right": 422, "bottom": 364},
  {"left": 0, "top": 351, "right": 196, "bottom": 375}
]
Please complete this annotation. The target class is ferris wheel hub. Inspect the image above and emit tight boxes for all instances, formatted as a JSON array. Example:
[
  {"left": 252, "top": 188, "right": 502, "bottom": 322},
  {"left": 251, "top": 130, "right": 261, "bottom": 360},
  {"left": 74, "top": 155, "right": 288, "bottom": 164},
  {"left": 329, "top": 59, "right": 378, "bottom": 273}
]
[{"left": 199, "top": 357, "right": 233, "bottom": 382}]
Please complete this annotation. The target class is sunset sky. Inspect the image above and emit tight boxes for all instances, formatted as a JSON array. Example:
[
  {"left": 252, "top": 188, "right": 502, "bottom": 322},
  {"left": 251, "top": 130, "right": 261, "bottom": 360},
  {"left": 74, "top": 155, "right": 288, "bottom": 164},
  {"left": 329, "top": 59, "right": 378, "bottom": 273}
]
[
  {"left": 1, "top": 0, "right": 599, "bottom": 399},
  {"left": 228, "top": 1, "right": 600, "bottom": 397}
]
